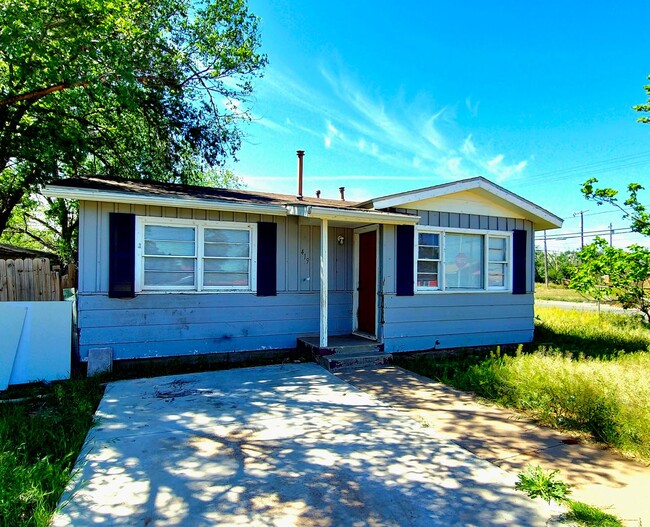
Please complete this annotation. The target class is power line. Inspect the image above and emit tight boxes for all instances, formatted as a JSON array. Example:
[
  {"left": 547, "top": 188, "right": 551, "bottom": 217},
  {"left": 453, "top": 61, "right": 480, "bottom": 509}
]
[
  {"left": 516, "top": 150, "right": 650, "bottom": 187},
  {"left": 540, "top": 227, "right": 633, "bottom": 240},
  {"left": 561, "top": 209, "right": 627, "bottom": 221}
]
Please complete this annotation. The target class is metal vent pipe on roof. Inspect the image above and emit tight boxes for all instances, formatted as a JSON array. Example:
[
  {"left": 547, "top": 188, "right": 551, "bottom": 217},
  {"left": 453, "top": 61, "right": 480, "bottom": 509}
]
[
  {"left": 316, "top": 190, "right": 321, "bottom": 198},
  {"left": 339, "top": 186, "right": 345, "bottom": 201},
  {"left": 296, "top": 150, "right": 305, "bottom": 200}
]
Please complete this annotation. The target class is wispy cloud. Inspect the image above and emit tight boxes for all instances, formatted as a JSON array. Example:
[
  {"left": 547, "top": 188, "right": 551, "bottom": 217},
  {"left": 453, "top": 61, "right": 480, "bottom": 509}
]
[
  {"left": 260, "top": 64, "right": 528, "bottom": 183},
  {"left": 465, "top": 97, "right": 480, "bottom": 117}
]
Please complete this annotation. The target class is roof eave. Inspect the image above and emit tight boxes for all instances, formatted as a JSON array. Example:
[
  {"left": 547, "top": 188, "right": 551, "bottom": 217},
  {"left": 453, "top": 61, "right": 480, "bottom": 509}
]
[
  {"left": 42, "top": 185, "right": 289, "bottom": 216},
  {"left": 367, "top": 177, "right": 562, "bottom": 231},
  {"left": 286, "top": 205, "right": 420, "bottom": 225}
]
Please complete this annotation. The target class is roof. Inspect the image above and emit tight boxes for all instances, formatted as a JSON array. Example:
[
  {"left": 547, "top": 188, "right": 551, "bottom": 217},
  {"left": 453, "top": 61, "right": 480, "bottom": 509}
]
[
  {"left": 0, "top": 243, "right": 59, "bottom": 261},
  {"left": 42, "top": 175, "right": 562, "bottom": 230},
  {"left": 357, "top": 176, "right": 563, "bottom": 231},
  {"left": 45, "top": 177, "right": 358, "bottom": 210},
  {"left": 42, "top": 177, "right": 419, "bottom": 226}
]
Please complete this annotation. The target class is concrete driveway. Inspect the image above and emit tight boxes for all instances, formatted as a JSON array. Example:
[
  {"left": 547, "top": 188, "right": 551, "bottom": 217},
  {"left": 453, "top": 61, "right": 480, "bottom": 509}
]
[{"left": 53, "top": 363, "right": 560, "bottom": 527}]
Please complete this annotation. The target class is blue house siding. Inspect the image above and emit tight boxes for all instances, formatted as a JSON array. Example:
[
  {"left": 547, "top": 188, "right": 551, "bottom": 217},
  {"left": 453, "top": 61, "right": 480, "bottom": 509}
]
[
  {"left": 78, "top": 201, "right": 354, "bottom": 295},
  {"left": 380, "top": 213, "right": 536, "bottom": 352},
  {"left": 382, "top": 292, "right": 534, "bottom": 352},
  {"left": 76, "top": 201, "right": 355, "bottom": 361},
  {"left": 77, "top": 291, "right": 353, "bottom": 360}
]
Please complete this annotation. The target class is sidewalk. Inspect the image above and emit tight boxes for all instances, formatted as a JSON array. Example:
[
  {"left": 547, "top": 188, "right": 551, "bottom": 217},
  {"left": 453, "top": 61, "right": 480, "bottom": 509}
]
[{"left": 336, "top": 366, "right": 650, "bottom": 527}]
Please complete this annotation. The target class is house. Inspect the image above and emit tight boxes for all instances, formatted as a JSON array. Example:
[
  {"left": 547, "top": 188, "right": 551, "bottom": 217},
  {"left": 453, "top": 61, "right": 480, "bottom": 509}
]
[
  {"left": 42, "top": 172, "right": 562, "bottom": 367},
  {"left": 0, "top": 242, "right": 60, "bottom": 263}
]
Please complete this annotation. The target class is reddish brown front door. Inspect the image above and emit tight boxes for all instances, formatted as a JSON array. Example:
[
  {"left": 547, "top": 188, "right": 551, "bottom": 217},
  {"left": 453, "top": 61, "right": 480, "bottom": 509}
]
[{"left": 357, "top": 230, "right": 377, "bottom": 335}]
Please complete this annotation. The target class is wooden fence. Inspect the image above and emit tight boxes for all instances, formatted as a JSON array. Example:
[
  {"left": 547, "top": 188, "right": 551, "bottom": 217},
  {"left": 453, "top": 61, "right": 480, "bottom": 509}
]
[{"left": 0, "top": 258, "right": 76, "bottom": 301}]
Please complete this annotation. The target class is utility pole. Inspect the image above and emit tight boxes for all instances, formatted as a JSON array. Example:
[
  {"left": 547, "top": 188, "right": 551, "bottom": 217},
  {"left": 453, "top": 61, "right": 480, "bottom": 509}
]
[
  {"left": 543, "top": 230, "right": 549, "bottom": 289},
  {"left": 574, "top": 210, "right": 588, "bottom": 248},
  {"left": 609, "top": 223, "right": 613, "bottom": 247}
]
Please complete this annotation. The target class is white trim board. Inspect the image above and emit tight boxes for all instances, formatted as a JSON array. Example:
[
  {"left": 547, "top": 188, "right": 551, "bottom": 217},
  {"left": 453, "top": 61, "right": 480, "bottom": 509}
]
[{"left": 363, "top": 177, "right": 563, "bottom": 231}]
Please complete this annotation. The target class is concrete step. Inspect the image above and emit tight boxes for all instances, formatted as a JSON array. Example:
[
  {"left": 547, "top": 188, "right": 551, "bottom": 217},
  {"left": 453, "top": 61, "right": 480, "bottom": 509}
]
[
  {"left": 297, "top": 335, "right": 384, "bottom": 357},
  {"left": 317, "top": 352, "right": 393, "bottom": 372}
]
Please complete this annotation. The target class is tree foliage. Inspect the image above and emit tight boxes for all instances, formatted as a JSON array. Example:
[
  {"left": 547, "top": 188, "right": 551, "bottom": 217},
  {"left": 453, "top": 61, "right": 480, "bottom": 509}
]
[
  {"left": 0, "top": 0, "right": 266, "bottom": 234},
  {"left": 582, "top": 179, "right": 649, "bottom": 236},
  {"left": 534, "top": 249, "right": 578, "bottom": 284},
  {"left": 570, "top": 238, "right": 650, "bottom": 321},
  {"left": 1, "top": 195, "right": 78, "bottom": 263},
  {"left": 571, "top": 75, "right": 650, "bottom": 319},
  {"left": 0, "top": 168, "right": 242, "bottom": 264},
  {"left": 634, "top": 74, "right": 650, "bottom": 124}
]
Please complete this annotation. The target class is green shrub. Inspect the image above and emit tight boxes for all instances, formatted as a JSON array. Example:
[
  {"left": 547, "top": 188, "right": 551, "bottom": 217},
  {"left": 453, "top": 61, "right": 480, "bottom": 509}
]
[
  {"left": 515, "top": 465, "right": 571, "bottom": 503},
  {"left": 565, "top": 500, "right": 623, "bottom": 527}
]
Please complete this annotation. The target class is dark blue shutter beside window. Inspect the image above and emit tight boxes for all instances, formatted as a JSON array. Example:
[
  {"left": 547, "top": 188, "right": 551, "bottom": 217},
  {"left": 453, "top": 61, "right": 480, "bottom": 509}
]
[
  {"left": 257, "top": 222, "right": 277, "bottom": 296},
  {"left": 109, "top": 213, "right": 136, "bottom": 298},
  {"left": 396, "top": 225, "right": 415, "bottom": 296},
  {"left": 512, "top": 229, "right": 527, "bottom": 295}
]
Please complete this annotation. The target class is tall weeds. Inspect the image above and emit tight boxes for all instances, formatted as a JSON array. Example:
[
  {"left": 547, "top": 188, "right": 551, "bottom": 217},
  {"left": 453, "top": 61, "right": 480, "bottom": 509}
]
[
  {"left": 0, "top": 378, "right": 104, "bottom": 527},
  {"left": 396, "top": 307, "right": 650, "bottom": 460}
]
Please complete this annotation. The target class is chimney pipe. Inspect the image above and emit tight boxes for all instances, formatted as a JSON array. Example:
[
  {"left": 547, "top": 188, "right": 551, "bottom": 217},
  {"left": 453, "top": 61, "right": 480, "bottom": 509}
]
[
  {"left": 296, "top": 150, "right": 305, "bottom": 200},
  {"left": 316, "top": 190, "right": 321, "bottom": 199},
  {"left": 339, "top": 186, "right": 345, "bottom": 201}
]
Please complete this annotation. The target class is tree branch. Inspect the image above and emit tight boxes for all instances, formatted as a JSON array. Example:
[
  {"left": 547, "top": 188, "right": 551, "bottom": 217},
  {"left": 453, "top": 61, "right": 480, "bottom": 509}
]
[{"left": 0, "top": 81, "right": 90, "bottom": 106}]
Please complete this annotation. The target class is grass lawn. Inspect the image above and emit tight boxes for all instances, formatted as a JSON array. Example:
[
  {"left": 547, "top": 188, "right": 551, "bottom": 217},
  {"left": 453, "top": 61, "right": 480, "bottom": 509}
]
[
  {"left": 394, "top": 306, "right": 650, "bottom": 461},
  {"left": 0, "top": 354, "right": 299, "bottom": 527},
  {"left": 0, "top": 378, "right": 104, "bottom": 527},
  {"left": 534, "top": 283, "right": 592, "bottom": 303}
]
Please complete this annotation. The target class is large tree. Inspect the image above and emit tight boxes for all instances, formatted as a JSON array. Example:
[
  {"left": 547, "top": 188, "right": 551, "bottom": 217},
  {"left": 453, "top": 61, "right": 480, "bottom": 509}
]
[{"left": 0, "top": 0, "right": 266, "bottom": 234}]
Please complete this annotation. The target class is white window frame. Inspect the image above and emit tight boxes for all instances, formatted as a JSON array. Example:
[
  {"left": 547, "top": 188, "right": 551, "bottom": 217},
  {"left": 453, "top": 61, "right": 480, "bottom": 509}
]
[
  {"left": 414, "top": 227, "right": 512, "bottom": 293},
  {"left": 415, "top": 230, "right": 442, "bottom": 291},
  {"left": 135, "top": 216, "right": 257, "bottom": 292}
]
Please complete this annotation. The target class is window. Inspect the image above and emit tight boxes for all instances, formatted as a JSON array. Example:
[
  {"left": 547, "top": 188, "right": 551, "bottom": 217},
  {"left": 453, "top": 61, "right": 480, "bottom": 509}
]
[
  {"left": 444, "top": 233, "right": 483, "bottom": 290},
  {"left": 416, "top": 232, "right": 440, "bottom": 288},
  {"left": 136, "top": 218, "right": 256, "bottom": 291},
  {"left": 488, "top": 236, "right": 508, "bottom": 288},
  {"left": 415, "top": 228, "right": 511, "bottom": 292}
]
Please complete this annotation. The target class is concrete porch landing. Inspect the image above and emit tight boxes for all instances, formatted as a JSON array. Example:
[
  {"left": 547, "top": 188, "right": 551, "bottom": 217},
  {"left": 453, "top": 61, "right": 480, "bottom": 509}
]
[{"left": 296, "top": 334, "right": 391, "bottom": 371}]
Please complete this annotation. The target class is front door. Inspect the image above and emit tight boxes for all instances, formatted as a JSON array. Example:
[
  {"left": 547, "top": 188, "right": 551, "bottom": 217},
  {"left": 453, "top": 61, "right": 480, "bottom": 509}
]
[{"left": 357, "top": 230, "right": 377, "bottom": 336}]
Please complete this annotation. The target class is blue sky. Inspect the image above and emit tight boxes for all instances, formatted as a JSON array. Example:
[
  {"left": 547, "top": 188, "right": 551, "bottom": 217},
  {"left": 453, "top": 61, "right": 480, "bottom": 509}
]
[{"left": 233, "top": 0, "right": 650, "bottom": 250}]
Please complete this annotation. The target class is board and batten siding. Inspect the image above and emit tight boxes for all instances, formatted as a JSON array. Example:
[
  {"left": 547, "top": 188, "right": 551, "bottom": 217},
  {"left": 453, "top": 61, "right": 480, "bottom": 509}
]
[
  {"left": 78, "top": 201, "right": 353, "bottom": 294},
  {"left": 76, "top": 201, "right": 354, "bottom": 360},
  {"left": 77, "top": 291, "right": 352, "bottom": 360},
  {"left": 381, "top": 210, "right": 536, "bottom": 352}
]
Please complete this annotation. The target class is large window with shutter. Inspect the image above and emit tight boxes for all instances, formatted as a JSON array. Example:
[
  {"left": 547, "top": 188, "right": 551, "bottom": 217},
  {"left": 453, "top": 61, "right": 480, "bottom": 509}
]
[
  {"left": 415, "top": 228, "right": 511, "bottom": 292},
  {"left": 135, "top": 217, "right": 257, "bottom": 292}
]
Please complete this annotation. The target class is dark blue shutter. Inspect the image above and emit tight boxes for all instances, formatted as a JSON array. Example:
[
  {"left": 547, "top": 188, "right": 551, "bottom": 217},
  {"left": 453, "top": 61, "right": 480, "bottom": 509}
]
[
  {"left": 512, "top": 229, "right": 527, "bottom": 294},
  {"left": 396, "top": 225, "right": 414, "bottom": 296},
  {"left": 109, "top": 213, "right": 136, "bottom": 298},
  {"left": 257, "top": 222, "right": 277, "bottom": 296}
]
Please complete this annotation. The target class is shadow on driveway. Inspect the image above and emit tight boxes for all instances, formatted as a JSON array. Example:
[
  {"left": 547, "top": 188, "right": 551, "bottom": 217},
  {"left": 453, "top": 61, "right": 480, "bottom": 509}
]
[{"left": 53, "top": 363, "right": 559, "bottom": 526}]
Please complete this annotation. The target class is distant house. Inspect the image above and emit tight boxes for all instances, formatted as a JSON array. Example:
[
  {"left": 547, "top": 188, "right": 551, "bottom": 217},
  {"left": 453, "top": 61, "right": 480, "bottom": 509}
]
[
  {"left": 0, "top": 243, "right": 59, "bottom": 263},
  {"left": 43, "top": 175, "right": 562, "bottom": 364}
]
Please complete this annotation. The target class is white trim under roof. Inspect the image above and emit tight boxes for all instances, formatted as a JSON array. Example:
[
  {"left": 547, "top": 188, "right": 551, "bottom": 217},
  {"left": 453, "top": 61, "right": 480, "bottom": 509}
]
[
  {"left": 42, "top": 185, "right": 289, "bottom": 217},
  {"left": 43, "top": 184, "right": 421, "bottom": 225},
  {"left": 286, "top": 205, "right": 420, "bottom": 225},
  {"left": 361, "top": 177, "right": 563, "bottom": 231}
]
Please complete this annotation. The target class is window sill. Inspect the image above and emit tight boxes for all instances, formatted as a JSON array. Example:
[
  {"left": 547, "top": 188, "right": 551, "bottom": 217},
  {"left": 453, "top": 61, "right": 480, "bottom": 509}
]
[
  {"left": 414, "top": 289, "right": 514, "bottom": 294},
  {"left": 136, "top": 289, "right": 255, "bottom": 295}
]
